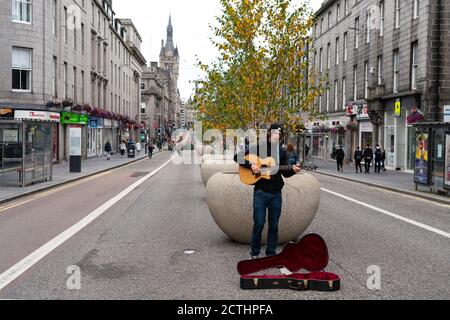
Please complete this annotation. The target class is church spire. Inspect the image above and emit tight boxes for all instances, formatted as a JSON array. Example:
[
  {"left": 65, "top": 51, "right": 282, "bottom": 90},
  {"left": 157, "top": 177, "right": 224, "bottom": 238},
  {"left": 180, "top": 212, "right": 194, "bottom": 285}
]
[{"left": 165, "top": 14, "right": 174, "bottom": 51}]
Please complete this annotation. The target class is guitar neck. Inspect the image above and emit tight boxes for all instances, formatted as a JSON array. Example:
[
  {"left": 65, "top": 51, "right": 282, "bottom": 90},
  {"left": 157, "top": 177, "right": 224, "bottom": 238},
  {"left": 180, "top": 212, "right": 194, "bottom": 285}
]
[{"left": 237, "top": 255, "right": 283, "bottom": 275}]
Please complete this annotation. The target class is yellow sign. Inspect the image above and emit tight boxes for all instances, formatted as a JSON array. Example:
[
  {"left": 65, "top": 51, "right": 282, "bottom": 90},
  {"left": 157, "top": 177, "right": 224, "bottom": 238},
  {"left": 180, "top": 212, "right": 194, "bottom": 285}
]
[{"left": 395, "top": 100, "right": 401, "bottom": 118}]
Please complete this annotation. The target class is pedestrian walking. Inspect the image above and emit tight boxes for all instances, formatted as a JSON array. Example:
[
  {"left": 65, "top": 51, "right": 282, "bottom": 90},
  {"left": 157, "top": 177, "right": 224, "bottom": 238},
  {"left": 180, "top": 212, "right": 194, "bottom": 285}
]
[
  {"left": 381, "top": 149, "right": 386, "bottom": 171},
  {"left": 234, "top": 124, "right": 301, "bottom": 259},
  {"left": 374, "top": 144, "right": 382, "bottom": 173},
  {"left": 148, "top": 142, "right": 155, "bottom": 159},
  {"left": 335, "top": 145, "right": 345, "bottom": 172},
  {"left": 136, "top": 142, "right": 142, "bottom": 156},
  {"left": 363, "top": 144, "right": 373, "bottom": 174},
  {"left": 119, "top": 141, "right": 126, "bottom": 157},
  {"left": 104, "top": 140, "right": 112, "bottom": 160},
  {"left": 145, "top": 141, "right": 149, "bottom": 155},
  {"left": 354, "top": 147, "right": 363, "bottom": 173}
]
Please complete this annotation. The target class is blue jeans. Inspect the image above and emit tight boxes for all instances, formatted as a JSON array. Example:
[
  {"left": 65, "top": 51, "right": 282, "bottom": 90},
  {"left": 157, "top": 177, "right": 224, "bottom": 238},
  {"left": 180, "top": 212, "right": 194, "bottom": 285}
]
[{"left": 251, "top": 189, "right": 282, "bottom": 257}]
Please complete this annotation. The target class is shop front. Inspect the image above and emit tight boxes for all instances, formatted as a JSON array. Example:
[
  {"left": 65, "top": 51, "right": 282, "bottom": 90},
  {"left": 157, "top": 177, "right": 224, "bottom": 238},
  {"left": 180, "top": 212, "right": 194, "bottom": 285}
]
[
  {"left": 0, "top": 109, "right": 60, "bottom": 187},
  {"left": 383, "top": 96, "right": 418, "bottom": 171},
  {"left": 87, "top": 116, "right": 103, "bottom": 158}
]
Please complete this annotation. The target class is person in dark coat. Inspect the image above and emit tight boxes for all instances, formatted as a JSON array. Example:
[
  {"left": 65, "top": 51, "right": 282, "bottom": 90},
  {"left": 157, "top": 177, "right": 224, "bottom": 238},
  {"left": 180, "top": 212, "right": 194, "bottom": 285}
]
[
  {"left": 381, "top": 149, "right": 386, "bottom": 171},
  {"left": 104, "top": 140, "right": 112, "bottom": 160},
  {"left": 354, "top": 147, "right": 363, "bottom": 173},
  {"left": 363, "top": 144, "right": 373, "bottom": 174},
  {"left": 335, "top": 145, "right": 345, "bottom": 172},
  {"left": 234, "top": 124, "right": 301, "bottom": 259},
  {"left": 374, "top": 144, "right": 383, "bottom": 173}
]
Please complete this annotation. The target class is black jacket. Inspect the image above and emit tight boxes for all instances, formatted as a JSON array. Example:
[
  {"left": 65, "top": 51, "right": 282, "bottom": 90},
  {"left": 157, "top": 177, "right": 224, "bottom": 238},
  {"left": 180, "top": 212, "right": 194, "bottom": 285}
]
[
  {"left": 234, "top": 141, "right": 296, "bottom": 194},
  {"left": 354, "top": 150, "right": 363, "bottom": 161},
  {"left": 104, "top": 142, "right": 112, "bottom": 152},
  {"left": 363, "top": 148, "right": 373, "bottom": 160},
  {"left": 335, "top": 149, "right": 345, "bottom": 161},
  {"left": 374, "top": 148, "right": 382, "bottom": 161}
]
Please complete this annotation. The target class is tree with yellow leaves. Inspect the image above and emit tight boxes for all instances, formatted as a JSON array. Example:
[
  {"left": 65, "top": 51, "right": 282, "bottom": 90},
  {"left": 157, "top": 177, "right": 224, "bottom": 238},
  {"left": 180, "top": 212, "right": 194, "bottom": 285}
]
[{"left": 193, "top": 0, "right": 325, "bottom": 134}]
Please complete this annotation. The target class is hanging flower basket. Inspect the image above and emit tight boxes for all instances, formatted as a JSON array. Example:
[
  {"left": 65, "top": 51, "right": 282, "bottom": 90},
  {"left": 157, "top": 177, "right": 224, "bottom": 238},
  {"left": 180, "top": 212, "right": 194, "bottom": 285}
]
[
  {"left": 72, "top": 104, "right": 83, "bottom": 112},
  {"left": 46, "top": 98, "right": 62, "bottom": 109},
  {"left": 346, "top": 121, "right": 359, "bottom": 132},
  {"left": 331, "top": 124, "right": 346, "bottom": 134},
  {"left": 62, "top": 98, "right": 74, "bottom": 107},
  {"left": 82, "top": 104, "right": 92, "bottom": 113},
  {"left": 407, "top": 111, "right": 425, "bottom": 125},
  {"left": 318, "top": 125, "right": 330, "bottom": 133}
]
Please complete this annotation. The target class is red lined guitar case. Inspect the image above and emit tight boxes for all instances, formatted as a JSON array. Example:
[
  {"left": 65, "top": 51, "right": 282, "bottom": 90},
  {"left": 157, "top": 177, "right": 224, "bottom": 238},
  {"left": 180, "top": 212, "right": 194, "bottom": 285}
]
[{"left": 238, "top": 233, "right": 341, "bottom": 291}]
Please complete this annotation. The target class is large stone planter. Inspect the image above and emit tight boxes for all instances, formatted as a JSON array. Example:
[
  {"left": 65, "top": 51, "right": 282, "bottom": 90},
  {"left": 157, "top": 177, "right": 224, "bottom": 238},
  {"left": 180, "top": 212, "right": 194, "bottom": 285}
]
[
  {"left": 200, "top": 159, "right": 239, "bottom": 186},
  {"left": 205, "top": 172, "right": 321, "bottom": 244}
]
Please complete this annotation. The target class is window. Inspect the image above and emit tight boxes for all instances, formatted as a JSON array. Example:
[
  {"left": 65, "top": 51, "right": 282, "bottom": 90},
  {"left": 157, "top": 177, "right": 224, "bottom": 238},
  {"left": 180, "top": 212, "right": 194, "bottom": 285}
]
[
  {"left": 395, "top": 0, "right": 400, "bottom": 29},
  {"left": 327, "top": 43, "right": 331, "bottom": 69},
  {"left": 52, "top": 56, "right": 57, "bottom": 97},
  {"left": 320, "top": 18, "right": 324, "bottom": 35},
  {"left": 81, "top": 70, "right": 85, "bottom": 103},
  {"left": 344, "top": 0, "right": 348, "bottom": 15},
  {"left": 366, "top": 11, "right": 371, "bottom": 44},
  {"left": 73, "top": 67, "right": 77, "bottom": 100},
  {"left": 334, "top": 80, "right": 339, "bottom": 111},
  {"left": 326, "top": 85, "right": 330, "bottom": 112},
  {"left": 335, "top": 37, "right": 339, "bottom": 65},
  {"left": 364, "top": 61, "right": 369, "bottom": 99},
  {"left": 141, "top": 82, "right": 145, "bottom": 90},
  {"left": 342, "top": 77, "right": 346, "bottom": 110},
  {"left": 313, "top": 51, "right": 317, "bottom": 75},
  {"left": 73, "top": 15, "right": 77, "bottom": 50},
  {"left": 12, "top": 47, "right": 32, "bottom": 91},
  {"left": 377, "top": 55, "right": 383, "bottom": 86},
  {"left": 63, "top": 62, "right": 68, "bottom": 98},
  {"left": 319, "top": 48, "right": 323, "bottom": 73},
  {"left": 12, "top": 0, "right": 32, "bottom": 23},
  {"left": 411, "top": 42, "right": 418, "bottom": 90},
  {"left": 354, "top": 17, "right": 359, "bottom": 49},
  {"left": 353, "top": 65, "right": 358, "bottom": 100},
  {"left": 319, "top": 95, "right": 323, "bottom": 113},
  {"left": 380, "top": 1, "right": 385, "bottom": 36},
  {"left": 336, "top": 3, "right": 340, "bottom": 23},
  {"left": 328, "top": 11, "right": 332, "bottom": 30},
  {"left": 343, "top": 32, "right": 348, "bottom": 62},
  {"left": 81, "top": 23, "right": 85, "bottom": 54},
  {"left": 393, "top": 50, "right": 399, "bottom": 93},
  {"left": 64, "top": 7, "right": 68, "bottom": 43},
  {"left": 413, "top": 0, "right": 419, "bottom": 19},
  {"left": 52, "top": 0, "right": 57, "bottom": 35}
]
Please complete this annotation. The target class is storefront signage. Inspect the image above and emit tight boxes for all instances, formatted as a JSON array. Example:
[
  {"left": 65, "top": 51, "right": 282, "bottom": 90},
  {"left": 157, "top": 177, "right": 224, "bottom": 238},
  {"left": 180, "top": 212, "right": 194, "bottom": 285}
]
[
  {"left": 444, "top": 105, "right": 450, "bottom": 123},
  {"left": 395, "top": 99, "right": 401, "bottom": 118},
  {"left": 346, "top": 104, "right": 357, "bottom": 116},
  {"left": 414, "top": 132, "right": 431, "bottom": 185},
  {"left": 15, "top": 110, "right": 60, "bottom": 122},
  {"left": 360, "top": 122, "right": 373, "bottom": 133},
  {"left": 356, "top": 105, "right": 370, "bottom": 120},
  {"left": 3, "top": 129, "right": 19, "bottom": 142},
  {"left": 444, "top": 132, "right": 450, "bottom": 190},
  {"left": 69, "top": 125, "right": 82, "bottom": 156},
  {"left": 88, "top": 117, "right": 104, "bottom": 129},
  {"left": 61, "top": 112, "right": 89, "bottom": 125}
]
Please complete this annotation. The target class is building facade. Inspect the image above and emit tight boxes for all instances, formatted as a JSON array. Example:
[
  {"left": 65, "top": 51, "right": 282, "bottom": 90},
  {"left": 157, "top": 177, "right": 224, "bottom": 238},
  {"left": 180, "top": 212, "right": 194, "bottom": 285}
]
[
  {"left": 309, "top": 0, "right": 449, "bottom": 182},
  {"left": 0, "top": 0, "right": 145, "bottom": 176}
]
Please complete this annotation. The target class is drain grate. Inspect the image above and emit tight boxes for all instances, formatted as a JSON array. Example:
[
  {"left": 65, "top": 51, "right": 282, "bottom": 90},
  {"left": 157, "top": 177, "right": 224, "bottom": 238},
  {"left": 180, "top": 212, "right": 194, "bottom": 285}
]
[{"left": 131, "top": 172, "right": 150, "bottom": 177}]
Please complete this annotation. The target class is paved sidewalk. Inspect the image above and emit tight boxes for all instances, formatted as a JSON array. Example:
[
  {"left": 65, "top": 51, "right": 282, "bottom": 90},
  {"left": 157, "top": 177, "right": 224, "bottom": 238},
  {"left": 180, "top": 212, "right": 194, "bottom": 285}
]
[
  {"left": 311, "top": 157, "right": 450, "bottom": 204},
  {"left": 0, "top": 148, "right": 164, "bottom": 204}
]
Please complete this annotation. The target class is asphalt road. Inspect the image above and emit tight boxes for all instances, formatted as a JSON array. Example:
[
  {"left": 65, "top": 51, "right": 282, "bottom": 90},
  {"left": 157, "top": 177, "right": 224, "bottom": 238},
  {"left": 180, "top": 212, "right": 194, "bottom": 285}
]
[{"left": 0, "top": 151, "right": 448, "bottom": 300}]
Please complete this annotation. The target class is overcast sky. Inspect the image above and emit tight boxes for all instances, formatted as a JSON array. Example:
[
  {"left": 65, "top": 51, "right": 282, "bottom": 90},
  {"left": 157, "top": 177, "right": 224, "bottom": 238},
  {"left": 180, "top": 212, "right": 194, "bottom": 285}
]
[{"left": 114, "top": 0, "right": 323, "bottom": 102}]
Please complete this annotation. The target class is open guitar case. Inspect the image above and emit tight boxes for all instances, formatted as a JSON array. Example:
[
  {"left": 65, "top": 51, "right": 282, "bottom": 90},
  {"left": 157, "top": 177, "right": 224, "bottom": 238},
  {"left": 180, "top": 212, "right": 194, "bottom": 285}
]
[{"left": 237, "top": 233, "right": 341, "bottom": 292}]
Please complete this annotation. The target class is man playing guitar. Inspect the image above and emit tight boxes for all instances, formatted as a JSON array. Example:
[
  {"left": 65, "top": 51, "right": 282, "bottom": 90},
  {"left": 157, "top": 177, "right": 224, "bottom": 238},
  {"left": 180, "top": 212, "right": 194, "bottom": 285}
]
[{"left": 234, "top": 124, "right": 301, "bottom": 259}]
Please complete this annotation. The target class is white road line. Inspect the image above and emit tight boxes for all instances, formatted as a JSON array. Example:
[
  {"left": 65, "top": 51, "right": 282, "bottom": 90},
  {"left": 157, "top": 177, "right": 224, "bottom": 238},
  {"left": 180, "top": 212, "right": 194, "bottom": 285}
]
[
  {"left": 0, "top": 157, "right": 173, "bottom": 292},
  {"left": 321, "top": 188, "right": 450, "bottom": 240}
]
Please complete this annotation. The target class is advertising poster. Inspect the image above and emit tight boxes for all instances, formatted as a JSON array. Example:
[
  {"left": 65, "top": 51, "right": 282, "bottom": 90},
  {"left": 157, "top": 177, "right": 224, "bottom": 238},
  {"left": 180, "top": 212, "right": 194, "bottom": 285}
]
[
  {"left": 414, "top": 132, "right": 430, "bottom": 185},
  {"left": 445, "top": 133, "right": 450, "bottom": 190},
  {"left": 69, "top": 125, "right": 82, "bottom": 156}
]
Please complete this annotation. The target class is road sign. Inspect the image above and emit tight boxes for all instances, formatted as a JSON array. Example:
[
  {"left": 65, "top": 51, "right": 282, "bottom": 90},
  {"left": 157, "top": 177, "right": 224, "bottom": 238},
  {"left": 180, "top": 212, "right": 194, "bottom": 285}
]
[{"left": 395, "top": 99, "right": 401, "bottom": 118}]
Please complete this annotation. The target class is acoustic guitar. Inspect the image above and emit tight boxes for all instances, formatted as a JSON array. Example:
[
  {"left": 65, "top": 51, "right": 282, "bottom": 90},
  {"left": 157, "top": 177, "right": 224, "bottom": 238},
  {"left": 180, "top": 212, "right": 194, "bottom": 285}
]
[{"left": 238, "top": 154, "right": 301, "bottom": 186}]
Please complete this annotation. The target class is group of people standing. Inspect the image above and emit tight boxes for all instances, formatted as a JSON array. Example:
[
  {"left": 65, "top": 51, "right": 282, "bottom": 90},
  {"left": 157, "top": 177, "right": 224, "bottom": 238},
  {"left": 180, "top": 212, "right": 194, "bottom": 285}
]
[
  {"left": 335, "top": 144, "right": 386, "bottom": 174},
  {"left": 103, "top": 138, "right": 156, "bottom": 160}
]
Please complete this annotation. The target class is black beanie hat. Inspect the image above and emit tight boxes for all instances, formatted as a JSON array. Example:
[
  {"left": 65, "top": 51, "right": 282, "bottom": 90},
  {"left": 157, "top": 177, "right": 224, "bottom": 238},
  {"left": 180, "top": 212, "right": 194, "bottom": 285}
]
[{"left": 269, "top": 123, "right": 284, "bottom": 135}]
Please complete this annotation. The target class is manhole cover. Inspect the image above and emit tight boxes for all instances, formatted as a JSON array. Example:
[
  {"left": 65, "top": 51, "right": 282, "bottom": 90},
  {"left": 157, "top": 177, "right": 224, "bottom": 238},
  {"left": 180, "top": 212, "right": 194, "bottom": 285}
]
[{"left": 131, "top": 172, "right": 150, "bottom": 177}]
